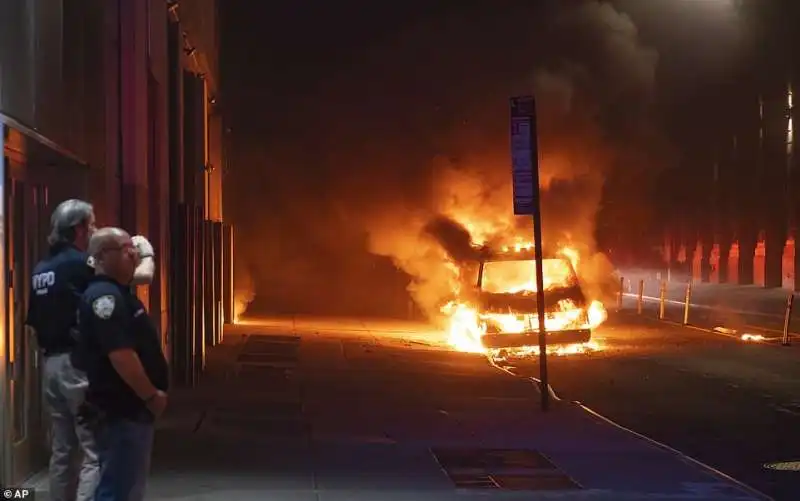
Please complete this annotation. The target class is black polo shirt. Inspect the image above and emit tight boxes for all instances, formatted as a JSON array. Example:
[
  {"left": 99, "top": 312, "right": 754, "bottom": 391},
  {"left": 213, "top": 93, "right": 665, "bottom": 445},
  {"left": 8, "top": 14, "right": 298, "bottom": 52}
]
[
  {"left": 25, "top": 243, "right": 94, "bottom": 355},
  {"left": 77, "top": 275, "right": 169, "bottom": 422}
]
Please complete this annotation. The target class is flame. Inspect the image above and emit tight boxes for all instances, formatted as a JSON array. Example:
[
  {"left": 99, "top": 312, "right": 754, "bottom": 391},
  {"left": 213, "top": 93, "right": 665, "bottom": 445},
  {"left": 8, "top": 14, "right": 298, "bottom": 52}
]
[
  {"left": 440, "top": 242, "right": 608, "bottom": 356},
  {"left": 393, "top": 173, "right": 610, "bottom": 357},
  {"left": 481, "top": 253, "right": 580, "bottom": 294},
  {"left": 444, "top": 298, "right": 607, "bottom": 355},
  {"left": 233, "top": 293, "right": 252, "bottom": 324},
  {"left": 442, "top": 301, "right": 486, "bottom": 353}
]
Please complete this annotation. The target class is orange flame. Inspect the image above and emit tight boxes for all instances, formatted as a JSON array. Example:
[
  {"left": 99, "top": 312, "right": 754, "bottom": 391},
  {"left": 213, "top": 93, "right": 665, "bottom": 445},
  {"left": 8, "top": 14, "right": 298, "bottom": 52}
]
[{"left": 440, "top": 242, "right": 607, "bottom": 355}]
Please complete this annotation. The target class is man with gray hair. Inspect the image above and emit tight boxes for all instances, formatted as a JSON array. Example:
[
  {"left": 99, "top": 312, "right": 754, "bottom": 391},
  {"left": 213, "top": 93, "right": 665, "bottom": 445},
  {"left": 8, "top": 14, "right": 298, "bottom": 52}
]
[
  {"left": 25, "top": 200, "right": 157, "bottom": 501},
  {"left": 76, "top": 227, "right": 168, "bottom": 501},
  {"left": 26, "top": 199, "right": 99, "bottom": 501}
]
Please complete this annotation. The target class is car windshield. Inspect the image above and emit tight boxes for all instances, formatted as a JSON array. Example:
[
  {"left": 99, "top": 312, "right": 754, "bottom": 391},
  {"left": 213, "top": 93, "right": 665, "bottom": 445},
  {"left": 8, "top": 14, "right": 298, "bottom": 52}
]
[{"left": 480, "top": 258, "right": 578, "bottom": 294}]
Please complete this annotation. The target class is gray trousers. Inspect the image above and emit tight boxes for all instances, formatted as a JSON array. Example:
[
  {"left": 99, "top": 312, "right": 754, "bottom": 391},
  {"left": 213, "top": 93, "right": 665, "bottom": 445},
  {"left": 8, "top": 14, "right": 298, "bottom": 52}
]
[{"left": 43, "top": 352, "right": 100, "bottom": 501}]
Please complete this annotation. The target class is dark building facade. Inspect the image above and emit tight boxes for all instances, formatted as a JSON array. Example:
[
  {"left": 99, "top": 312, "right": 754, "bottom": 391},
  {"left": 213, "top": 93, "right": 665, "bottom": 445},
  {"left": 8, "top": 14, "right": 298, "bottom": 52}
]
[
  {"left": 656, "top": 1, "right": 799, "bottom": 291},
  {"left": 0, "top": 0, "right": 232, "bottom": 486}
]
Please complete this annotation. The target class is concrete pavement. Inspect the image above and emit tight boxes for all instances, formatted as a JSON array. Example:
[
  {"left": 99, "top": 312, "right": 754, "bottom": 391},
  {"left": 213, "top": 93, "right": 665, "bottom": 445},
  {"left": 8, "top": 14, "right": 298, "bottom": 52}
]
[
  {"left": 505, "top": 315, "right": 800, "bottom": 501},
  {"left": 26, "top": 316, "right": 771, "bottom": 500}
]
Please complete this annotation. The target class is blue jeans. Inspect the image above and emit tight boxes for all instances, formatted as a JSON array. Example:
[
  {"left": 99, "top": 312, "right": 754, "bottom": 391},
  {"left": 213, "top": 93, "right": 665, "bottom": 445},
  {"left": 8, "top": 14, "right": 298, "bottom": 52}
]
[{"left": 93, "top": 418, "right": 154, "bottom": 501}]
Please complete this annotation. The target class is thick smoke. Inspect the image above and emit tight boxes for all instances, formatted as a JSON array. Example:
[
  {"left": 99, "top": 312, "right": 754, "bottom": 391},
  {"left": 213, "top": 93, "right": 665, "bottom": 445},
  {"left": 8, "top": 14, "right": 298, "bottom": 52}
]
[
  {"left": 229, "top": 0, "right": 662, "bottom": 320},
  {"left": 423, "top": 217, "right": 484, "bottom": 264},
  {"left": 360, "top": 0, "right": 660, "bottom": 320}
]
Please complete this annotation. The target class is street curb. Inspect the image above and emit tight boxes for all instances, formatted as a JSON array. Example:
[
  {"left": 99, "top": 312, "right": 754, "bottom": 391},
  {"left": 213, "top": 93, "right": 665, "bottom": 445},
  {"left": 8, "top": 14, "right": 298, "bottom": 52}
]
[
  {"left": 487, "top": 356, "right": 775, "bottom": 501},
  {"left": 575, "top": 403, "right": 775, "bottom": 501}
]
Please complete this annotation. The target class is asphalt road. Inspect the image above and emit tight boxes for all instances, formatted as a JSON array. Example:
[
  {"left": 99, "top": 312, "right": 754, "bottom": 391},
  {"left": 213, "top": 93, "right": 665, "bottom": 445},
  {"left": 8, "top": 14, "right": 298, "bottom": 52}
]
[{"left": 498, "top": 314, "right": 800, "bottom": 501}]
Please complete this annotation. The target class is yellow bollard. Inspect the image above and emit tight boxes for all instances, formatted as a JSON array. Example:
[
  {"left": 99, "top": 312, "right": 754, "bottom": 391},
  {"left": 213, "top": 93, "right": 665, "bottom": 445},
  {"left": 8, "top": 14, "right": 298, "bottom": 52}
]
[
  {"left": 637, "top": 279, "right": 644, "bottom": 314},
  {"left": 682, "top": 282, "right": 692, "bottom": 325}
]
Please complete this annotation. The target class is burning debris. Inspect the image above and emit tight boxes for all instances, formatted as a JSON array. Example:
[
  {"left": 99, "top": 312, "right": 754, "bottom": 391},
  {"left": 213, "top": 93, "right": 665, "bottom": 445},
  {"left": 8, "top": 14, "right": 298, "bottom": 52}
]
[{"left": 714, "top": 327, "right": 769, "bottom": 343}]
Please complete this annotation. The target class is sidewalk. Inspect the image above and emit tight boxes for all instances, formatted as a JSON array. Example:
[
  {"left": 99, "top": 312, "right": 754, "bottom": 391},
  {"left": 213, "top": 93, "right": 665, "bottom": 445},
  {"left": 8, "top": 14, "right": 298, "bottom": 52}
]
[
  {"left": 617, "top": 271, "right": 798, "bottom": 335},
  {"left": 619, "top": 273, "right": 792, "bottom": 314},
  {"left": 29, "top": 317, "right": 772, "bottom": 500}
]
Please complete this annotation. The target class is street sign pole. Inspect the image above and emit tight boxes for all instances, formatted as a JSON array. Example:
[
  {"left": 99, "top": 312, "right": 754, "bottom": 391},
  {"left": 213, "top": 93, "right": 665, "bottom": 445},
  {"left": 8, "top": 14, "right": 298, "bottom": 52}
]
[{"left": 510, "top": 95, "right": 549, "bottom": 412}]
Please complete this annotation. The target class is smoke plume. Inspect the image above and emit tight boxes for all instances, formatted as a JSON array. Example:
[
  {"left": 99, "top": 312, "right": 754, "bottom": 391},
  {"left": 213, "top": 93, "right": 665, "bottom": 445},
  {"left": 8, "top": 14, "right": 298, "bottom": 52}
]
[
  {"left": 357, "top": 0, "right": 660, "bottom": 321},
  {"left": 228, "top": 0, "right": 662, "bottom": 320}
]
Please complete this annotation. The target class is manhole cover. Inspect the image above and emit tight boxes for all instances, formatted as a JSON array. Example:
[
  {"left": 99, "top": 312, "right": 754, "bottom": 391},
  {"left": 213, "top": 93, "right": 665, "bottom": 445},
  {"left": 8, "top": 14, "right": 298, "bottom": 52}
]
[{"left": 764, "top": 461, "right": 800, "bottom": 471}]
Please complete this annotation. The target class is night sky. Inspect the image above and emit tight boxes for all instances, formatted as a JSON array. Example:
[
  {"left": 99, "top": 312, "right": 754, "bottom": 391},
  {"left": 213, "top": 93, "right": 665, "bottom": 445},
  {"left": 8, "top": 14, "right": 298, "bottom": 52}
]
[{"left": 219, "top": 0, "right": 758, "bottom": 318}]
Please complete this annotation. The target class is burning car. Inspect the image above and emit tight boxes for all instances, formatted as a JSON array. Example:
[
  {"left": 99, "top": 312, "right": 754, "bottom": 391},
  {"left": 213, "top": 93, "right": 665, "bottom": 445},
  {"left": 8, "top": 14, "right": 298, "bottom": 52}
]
[{"left": 443, "top": 244, "right": 606, "bottom": 354}]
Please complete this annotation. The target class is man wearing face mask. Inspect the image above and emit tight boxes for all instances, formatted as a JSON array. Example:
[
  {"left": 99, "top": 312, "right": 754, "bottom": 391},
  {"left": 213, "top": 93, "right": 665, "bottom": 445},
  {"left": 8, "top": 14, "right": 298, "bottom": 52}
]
[{"left": 76, "top": 227, "right": 168, "bottom": 501}]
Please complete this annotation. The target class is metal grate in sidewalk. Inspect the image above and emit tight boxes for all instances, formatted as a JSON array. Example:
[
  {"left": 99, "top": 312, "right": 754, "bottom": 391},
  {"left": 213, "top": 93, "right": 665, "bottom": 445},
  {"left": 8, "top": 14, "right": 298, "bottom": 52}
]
[
  {"left": 237, "top": 333, "right": 302, "bottom": 371},
  {"left": 431, "top": 447, "right": 581, "bottom": 491},
  {"left": 491, "top": 473, "right": 581, "bottom": 490},
  {"left": 238, "top": 352, "right": 296, "bottom": 364},
  {"left": 250, "top": 334, "right": 301, "bottom": 344},
  {"left": 236, "top": 364, "right": 293, "bottom": 380},
  {"left": 245, "top": 334, "right": 301, "bottom": 351},
  {"left": 448, "top": 473, "right": 498, "bottom": 488}
]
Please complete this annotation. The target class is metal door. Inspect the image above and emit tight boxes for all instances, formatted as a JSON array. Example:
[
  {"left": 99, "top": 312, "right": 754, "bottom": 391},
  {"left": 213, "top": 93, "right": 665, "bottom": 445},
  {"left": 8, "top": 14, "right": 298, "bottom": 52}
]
[{"left": 5, "top": 166, "right": 49, "bottom": 484}]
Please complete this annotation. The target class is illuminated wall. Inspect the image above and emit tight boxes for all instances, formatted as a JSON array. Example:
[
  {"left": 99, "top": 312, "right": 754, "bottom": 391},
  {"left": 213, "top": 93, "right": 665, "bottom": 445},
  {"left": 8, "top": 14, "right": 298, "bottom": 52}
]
[{"left": 172, "top": 0, "right": 224, "bottom": 222}]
